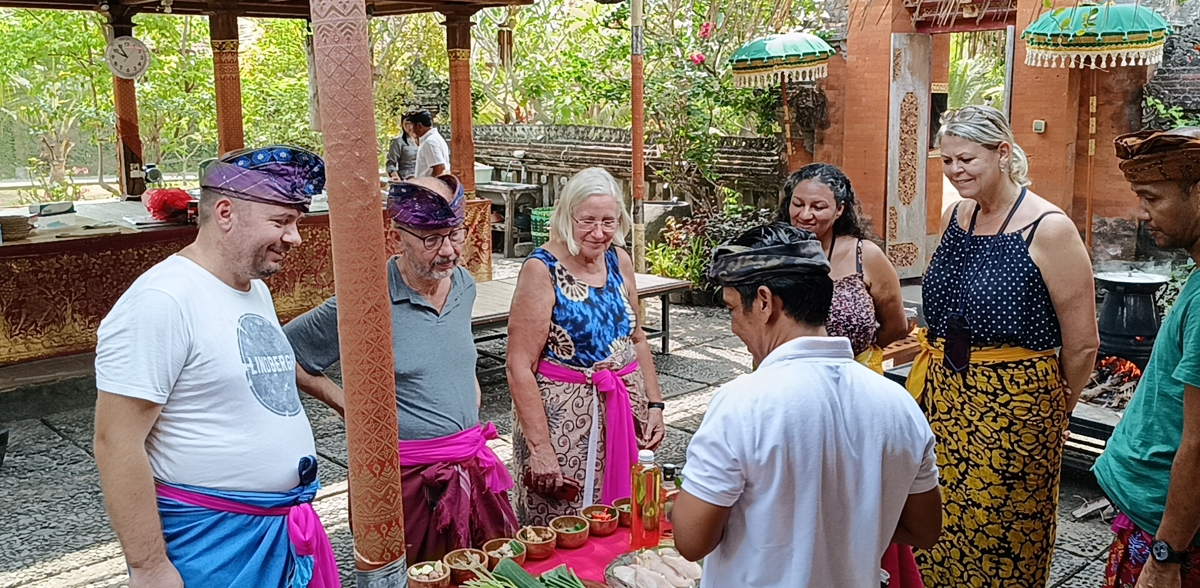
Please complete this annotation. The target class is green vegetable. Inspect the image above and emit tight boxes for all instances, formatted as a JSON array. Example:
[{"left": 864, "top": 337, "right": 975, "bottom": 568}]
[
  {"left": 540, "top": 565, "right": 586, "bottom": 588},
  {"left": 492, "top": 558, "right": 545, "bottom": 588}
]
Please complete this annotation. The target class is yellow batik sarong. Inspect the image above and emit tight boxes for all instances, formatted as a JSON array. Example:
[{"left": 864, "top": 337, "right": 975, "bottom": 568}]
[
  {"left": 855, "top": 344, "right": 885, "bottom": 374},
  {"left": 905, "top": 329, "right": 1067, "bottom": 588}
]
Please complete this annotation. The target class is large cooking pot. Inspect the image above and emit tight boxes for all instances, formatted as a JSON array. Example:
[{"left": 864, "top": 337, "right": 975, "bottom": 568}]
[{"left": 1095, "top": 271, "right": 1169, "bottom": 370}]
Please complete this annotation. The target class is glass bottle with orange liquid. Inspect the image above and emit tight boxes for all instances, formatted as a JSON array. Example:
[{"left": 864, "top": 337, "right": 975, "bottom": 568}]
[{"left": 630, "top": 449, "right": 662, "bottom": 549}]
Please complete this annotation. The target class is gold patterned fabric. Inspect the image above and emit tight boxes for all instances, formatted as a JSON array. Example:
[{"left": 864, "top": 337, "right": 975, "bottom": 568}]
[{"left": 914, "top": 347, "right": 1066, "bottom": 587}]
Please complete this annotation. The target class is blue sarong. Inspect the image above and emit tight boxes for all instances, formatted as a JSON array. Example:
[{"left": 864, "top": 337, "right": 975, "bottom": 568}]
[{"left": 156, "top": 478, "right": 324, "bottom": 588}]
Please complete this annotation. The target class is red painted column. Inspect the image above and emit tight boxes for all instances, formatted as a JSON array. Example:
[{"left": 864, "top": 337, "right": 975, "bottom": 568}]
[
  {"left": 106, "top": 12, "right": 145, "bottom": 199},
  {"left": 444, "top": 11, "right": 477, "bottom": 196},
  {"left": 631, "top": 0, "right": 646, "bottom": 271},
  {"left": 308, "top": 0, "right": 406, "bottom": 581},
  {"left": 210, "top": 12, "right": 245, "bottom": 156}
]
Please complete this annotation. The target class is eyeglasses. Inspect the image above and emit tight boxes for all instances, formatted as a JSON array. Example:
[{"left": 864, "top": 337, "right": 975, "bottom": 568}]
[
  {"left": 396, "top": 225, "right": 467, "bottom": 250},
  {"left": 573, "top": 217, "right": 619, "bottom": 232}
]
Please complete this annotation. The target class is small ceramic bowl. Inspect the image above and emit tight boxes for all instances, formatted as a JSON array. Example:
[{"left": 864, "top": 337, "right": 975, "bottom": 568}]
[
  {"left": 482, "top": 537, "right": 527, "bottom": 569},
  {"left": 443, "top": 548, "right": 488, "bottom": 585},
  {"left": 614, "top": 498, "right": 633, "bottom": 527},
  {"left": 550, "top": 514, "right": 590, "bottom": 549},
  {"left": 517, "top": 526, "right": 558, "bottom": 560},
  {"left": 407, "top": 560, "right": 450, "bottom": 588},
  {"left": 582, "top": 504, "right": 620, "bottom": 537}
]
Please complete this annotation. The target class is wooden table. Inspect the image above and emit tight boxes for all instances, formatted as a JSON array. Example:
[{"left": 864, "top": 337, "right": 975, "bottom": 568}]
[
  {"left": 471, "top": 273, "right": 692, "bottom": 377},
  {"left": 476, "top": 182, "right": 544, "bottom": 258}
]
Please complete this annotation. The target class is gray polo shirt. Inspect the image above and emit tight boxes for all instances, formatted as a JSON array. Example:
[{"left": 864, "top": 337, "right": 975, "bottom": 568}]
[{"left": 284, "top": 258, "right": 479, "bottom": 441}]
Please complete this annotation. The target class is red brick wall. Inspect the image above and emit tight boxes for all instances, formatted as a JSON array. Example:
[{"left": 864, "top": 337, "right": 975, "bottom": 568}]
[
  {"left": 816, "top": 53, "right": 847, "bottom": 168},
  {"left": 1012, "top": 0, "right": 1081, "bottom": 213},
  {"left": 842, "top": 0, "right": 917, "bottom": 239},
  {"left": 1071, "top": 66, "right": 1148, "bottom": 227}
]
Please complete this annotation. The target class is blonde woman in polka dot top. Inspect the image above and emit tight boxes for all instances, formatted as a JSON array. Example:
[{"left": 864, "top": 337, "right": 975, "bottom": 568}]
[{"left": 906, "top": 105, "right": 1099, "bottom": 588}]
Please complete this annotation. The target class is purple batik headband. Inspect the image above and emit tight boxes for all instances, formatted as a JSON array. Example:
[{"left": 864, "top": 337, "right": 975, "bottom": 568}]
[
  {"left": 386, "top": 175, "right": 466, "bottom": 230},
  {"left": 200, "top": 145, "right": 325, "bottom": 213}
]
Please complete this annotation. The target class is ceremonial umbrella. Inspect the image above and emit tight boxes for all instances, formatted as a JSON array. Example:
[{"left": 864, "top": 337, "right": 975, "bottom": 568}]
[
  {"left": 729, "top": 32, "right": 837, "bottom": 171},
  {"left": 1021, "top": 4, "right": 1172, "bottom": 250}
]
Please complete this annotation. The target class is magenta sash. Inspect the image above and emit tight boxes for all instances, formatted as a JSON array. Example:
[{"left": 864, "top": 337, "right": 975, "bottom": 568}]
[
  {"left": 154, "top": 484, "right": 339, "bottom": 588},
  {"left": 397, "top": 422, "right": 513, "bottom": 493},
  {"left": 537, "top": 360, "right": 640, "bottom": 505}
]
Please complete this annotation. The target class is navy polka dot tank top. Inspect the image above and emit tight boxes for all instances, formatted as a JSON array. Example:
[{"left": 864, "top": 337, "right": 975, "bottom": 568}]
[{"left": 923, "top": 204, "right": 1063, "bottom": 351}]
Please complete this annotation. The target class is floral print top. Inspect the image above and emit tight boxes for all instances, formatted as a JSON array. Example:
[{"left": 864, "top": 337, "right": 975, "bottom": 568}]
[
  {"left": 826, "top": 239, "right": 878, "bottom": 356},
  {"left": 528, "top": 247, "right": 637, "bottom": 368}
]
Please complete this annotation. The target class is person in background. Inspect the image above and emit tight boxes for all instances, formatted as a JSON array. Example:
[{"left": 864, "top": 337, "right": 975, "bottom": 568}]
[
  {"left": 93, "top": 146, "right": 341, "bottom": 588},
  {"left": 285, "top": 175, "right": 517, "bottom": 564},
  {"left": 906, "top": 105, "right": 1099, "bottom": 587},
  {"left": 506, "top": 167, "right": 666, "bottom": 526},
  {"left": 672, "top": 223, "right": 941, "bottom": 588},
  {"left": 409, "top": 109, "right": 449, "bottom": 178},
  {"left": 780, "top": 164, "right": 918, "bottom": 585},
  {"left": 1094, "top": 127, "right": 1200, "bottom": 588},
  {"left": 386, "top": 113, "right": 419, "bottom": 181}
]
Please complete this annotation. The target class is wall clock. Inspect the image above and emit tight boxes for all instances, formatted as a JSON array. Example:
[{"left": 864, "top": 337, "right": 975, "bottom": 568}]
[{"left": 105, "top": 36, "right": 151, "bottom": 80}]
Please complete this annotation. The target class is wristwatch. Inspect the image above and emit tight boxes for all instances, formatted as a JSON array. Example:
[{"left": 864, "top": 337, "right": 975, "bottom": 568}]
[
  {"left": 1152, "top": 540, "right": 1188, "bottom": 565},
  {"left": 648, "top": 402, "right": 665, "bottom": 411}
]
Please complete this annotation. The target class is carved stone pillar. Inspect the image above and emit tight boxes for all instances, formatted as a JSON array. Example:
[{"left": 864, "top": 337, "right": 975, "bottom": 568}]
[
  {"left": 307, "top": 0, "right": 406, "bottom": 582},
  {"left": 106, "top": 13, "right": 145, "bottom": 199},
  {"left": 210, "top": 12, "right": 245, "bottom": 155}
]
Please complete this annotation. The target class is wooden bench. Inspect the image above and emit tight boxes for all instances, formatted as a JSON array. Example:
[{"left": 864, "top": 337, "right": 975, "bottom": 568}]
[{"left": 471, "top": 273, "right": 693, "bottom": 377}]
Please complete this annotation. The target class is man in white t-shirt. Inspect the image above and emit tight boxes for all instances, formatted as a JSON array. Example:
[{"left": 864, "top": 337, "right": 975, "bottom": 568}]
[
  {"left": 671, "top": 224, "right": 942, "bottom": 588},
  {"left": 93, "top": 146, "right": 343, "bottom": 588},
  {"left": 408, "top": 109, "right": 450, "bottom": 178}
]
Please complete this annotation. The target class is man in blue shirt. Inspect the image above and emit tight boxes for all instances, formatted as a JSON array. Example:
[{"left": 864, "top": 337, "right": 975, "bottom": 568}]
[{"left": 1094, "top": 127, "right": 1200, "bottom": 588}]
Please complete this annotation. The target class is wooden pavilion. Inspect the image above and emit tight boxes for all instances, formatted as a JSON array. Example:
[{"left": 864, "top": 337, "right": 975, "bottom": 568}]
[{"left": 0, "top": 0, "right": 529, "bottom": 581}]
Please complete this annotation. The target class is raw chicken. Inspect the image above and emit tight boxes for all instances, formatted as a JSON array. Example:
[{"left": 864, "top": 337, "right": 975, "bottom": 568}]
[
  {"left": 613, "top": 566, "right": 638, "bottom": 586},
  {"left": 661, "top": 554, "right": 703, "bottom": 581}
]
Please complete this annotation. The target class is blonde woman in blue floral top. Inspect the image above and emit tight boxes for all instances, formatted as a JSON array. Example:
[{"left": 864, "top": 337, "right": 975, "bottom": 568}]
[{"left": 506, "top": 167, "right": 666, "bottom": 526}]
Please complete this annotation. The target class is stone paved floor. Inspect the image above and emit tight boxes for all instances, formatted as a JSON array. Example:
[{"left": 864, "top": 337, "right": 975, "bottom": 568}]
[{"left": 0, "top": 260, "right": 1114, "bottom": 587}]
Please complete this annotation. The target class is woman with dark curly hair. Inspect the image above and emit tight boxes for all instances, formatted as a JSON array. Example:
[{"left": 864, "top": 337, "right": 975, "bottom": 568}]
[
  {"left": 779, "top": 163, "right": 910, "bottom": 367},
  {"left": 779, "top": 163, "right": 919, "bottom": 587}
]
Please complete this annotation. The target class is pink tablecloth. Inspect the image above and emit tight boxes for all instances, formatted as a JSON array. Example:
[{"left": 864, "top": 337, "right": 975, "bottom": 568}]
[{"left": 522, "top": 528, "right": 637, "bottom": 583}]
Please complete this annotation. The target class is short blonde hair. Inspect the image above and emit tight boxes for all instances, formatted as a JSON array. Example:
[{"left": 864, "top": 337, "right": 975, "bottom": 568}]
[
  {"left": 549, "top": 167, "right": 632, "bottom": 255},
  {"left": 936, "top": 105, "right": 1032, "bottom": 188}
]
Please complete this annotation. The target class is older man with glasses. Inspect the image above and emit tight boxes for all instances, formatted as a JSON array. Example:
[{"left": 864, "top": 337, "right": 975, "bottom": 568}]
[{"left": 284, "top": 175, "right": 517, "bottom": 564}]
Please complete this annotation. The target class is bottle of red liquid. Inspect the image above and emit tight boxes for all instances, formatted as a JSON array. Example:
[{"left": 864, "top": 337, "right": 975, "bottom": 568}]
[
  {"left": 630, "top": 450, "right": 662, "bottom": 549},
  {"left": 660, "top": 463, "right": 679, "bottom": 540}
]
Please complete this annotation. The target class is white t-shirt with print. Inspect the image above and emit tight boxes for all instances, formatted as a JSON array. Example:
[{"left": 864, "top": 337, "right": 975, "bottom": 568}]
[
  {"left": 682, "top": 337, "right": 938, "bottom": 588},
  {"left": 95, "top": 255, "right": 317, "bottom": 493},
  {"left": 414, "top": 127, "right": 450, "bottom": 177}
]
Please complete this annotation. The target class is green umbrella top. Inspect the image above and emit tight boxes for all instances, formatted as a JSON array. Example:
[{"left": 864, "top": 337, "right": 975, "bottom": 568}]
[
  {"left": 1021, "top": 4, "right": 1171, "bottom": 69},
  {"left": 729, "top": 32, "right": 836, "bottom": 89}
]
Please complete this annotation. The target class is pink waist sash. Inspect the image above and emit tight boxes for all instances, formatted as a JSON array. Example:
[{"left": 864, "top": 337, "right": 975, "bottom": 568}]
[
  {"left": 537, "top": 360, "right": 640, "bottom": 505},
  {"left": 154, "top": 484, "right": 339, "bottom": 588},
  {"left": 397, "top": 422, "right": 513, "bottom": 494}
]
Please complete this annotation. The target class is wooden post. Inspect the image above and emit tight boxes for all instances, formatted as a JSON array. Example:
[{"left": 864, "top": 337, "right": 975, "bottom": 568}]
[
  {"left": 307, "top": 0, "right": 407, "bottom": 582},
  {"left": 105, "top": 12, "right": 145, "bottom": 199},
  {"left": 444, "top": 11, "right": 477, "bottom": 197},
  {"left": 210, "top": 11, "right": 246, "bottom": 156},
  {"left": 781, "top": 78, "right": 796, "bottom": 173},
  {"left": 631, "top": 0, "right": 646, "bottom": 272}
]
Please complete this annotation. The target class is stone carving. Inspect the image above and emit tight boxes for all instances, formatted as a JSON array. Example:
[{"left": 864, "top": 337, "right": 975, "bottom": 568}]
[
  {"left": 898, "top": 92, "right": 920, "bottom": 206},
  {"left": 893, "top": 49, "right": 903, "bottom": 81},
  {"left": 1142, "top": 22, "right": 1200, "bottom": 130},
  {"left": 888, "top": 206, "right": 898, "bottom": 240},
  {"left": 887, "top": 242, "right": 920, "bottom": 268}
]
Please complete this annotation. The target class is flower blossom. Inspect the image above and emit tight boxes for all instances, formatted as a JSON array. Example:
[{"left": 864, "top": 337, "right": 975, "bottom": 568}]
[
  {"left": 699, "top": 22, "right": 715, "bottom": 40},
  {"left": 689, "top": 52, "right": 707, "bottom": 65}
]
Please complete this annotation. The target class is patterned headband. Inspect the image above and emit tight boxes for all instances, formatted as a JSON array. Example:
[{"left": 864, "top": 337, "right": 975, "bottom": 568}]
[
  {"left": 200, "top": 145, "right": 325, "bottom": 213},
  {"left": 386, "top": 175, "right": 466, "bottom": 230},
  {"left": 708, "top": 241, "right": 830, "bottom": 287},
  {"left": 1115, "top": 128, "right": 1200, "bottom": 184}
]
